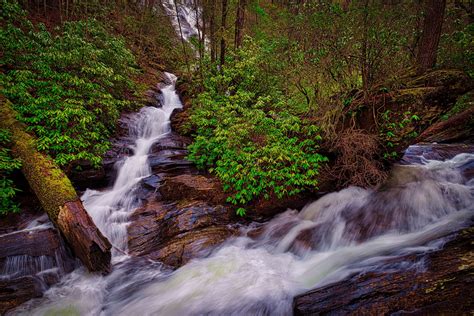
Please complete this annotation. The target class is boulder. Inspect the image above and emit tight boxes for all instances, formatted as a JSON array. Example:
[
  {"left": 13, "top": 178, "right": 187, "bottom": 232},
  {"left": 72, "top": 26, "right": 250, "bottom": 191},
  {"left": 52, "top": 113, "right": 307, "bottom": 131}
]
[
  {"left": 417, "top": 106, "right": 474, "bottom": 144},
  {"left": 401, "top": 143, "right": 474, "bottom": 165},
  {"left": 0, "top": 276, "right": 44, "bottom": 314},
  {"left": 128, "top": 200, "right": 237, "bottom": 268},
  {"left": 170, "top": 108, "right": 192, "bottom": 136},
  {"left": 0, "top": 228, "right": 60, "bottom": 259},
  {"left": 159, "top": 174, "right": 227, "bottom": 205}
]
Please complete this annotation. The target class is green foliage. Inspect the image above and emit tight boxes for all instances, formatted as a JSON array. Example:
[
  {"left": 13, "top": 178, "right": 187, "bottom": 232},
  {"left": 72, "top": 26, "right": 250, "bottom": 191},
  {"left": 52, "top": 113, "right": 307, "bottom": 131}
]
[
  {"left": 380, "top": 110, "right": 421, "bottom": 159},
  {"left": 0, "top": 0, "right": 140, "bottom": 167},
  {"left": 188, "top": 40, "right": 328, "bottom": 210},
  {"left": 438, "top": 5, "right": 474, "bottom": 76},
  {"left": 236, "top": 208, "right": 247, "bottom": 217},
  {"left": 0, "top": 129, "right": 22, "bottom": 215}
]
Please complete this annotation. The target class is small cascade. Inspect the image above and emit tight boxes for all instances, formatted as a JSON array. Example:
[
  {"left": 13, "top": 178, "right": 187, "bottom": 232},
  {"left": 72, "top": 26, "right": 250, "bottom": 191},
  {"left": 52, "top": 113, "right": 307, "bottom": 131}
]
[
  {"left": 81, "top": 72, "right": 182, "bottom": 259},
  {"left": 0, "top": 216, "right": 75, "bottom": 293},
  {"left": 1, "top": 255, "right": 56, "bottom": 279}
]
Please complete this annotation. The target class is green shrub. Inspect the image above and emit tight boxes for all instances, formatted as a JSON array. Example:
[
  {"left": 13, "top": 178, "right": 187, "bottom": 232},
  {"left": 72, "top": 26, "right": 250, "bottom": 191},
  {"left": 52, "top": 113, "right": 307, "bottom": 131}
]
[
  {"left": 0, "top": 129, "right": 22, "bottom": 215},
  {"left": 188, "top": 40, "right": 328, "bottom": 210},
  {"left": 0, "top": 0, "right": 140, "bottom": 168}
]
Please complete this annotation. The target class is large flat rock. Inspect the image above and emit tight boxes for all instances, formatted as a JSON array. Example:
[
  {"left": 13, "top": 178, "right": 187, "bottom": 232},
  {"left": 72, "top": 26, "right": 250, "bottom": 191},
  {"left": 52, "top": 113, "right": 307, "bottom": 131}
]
[{"left": 128, "top": 200, "right": 238, "bottom": 268}]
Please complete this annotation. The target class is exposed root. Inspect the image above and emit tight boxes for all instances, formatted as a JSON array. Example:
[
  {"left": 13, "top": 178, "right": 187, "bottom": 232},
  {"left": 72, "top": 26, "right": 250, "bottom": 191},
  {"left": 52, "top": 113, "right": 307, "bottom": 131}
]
[{"left": 325, "top": 129, "right": 387, "bottom": 188}]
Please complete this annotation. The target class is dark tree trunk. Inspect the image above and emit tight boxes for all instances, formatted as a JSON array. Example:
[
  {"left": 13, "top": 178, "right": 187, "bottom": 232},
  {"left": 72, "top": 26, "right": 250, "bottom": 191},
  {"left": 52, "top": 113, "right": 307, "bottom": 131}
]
[
  {"left": 416, "top": 0, "right": 446, "bottom": 74},
  {"left": 220, "top": 0, "right": 228, "bottom": 69},
  {"left": 234, "top": 0, "right": 246, "bottom": 50},
  {"left": 210, "top": 0, "right": 216, "bottom": 63}
]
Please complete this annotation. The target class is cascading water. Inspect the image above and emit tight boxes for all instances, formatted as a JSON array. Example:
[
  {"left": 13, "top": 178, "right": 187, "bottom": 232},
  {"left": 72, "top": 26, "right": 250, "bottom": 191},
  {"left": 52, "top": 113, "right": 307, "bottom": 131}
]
[
  {"left": 81, "top": 72, "right": 182, "bottom": 259},
  {"left": 162, "top": 0, "right": 200, "bottom": 42},
  {"left": 13, "top": 143, "right": 474, "bottom": 314},
  {"left": 10, "top": 5, "right": 474, "bottom": 314}
]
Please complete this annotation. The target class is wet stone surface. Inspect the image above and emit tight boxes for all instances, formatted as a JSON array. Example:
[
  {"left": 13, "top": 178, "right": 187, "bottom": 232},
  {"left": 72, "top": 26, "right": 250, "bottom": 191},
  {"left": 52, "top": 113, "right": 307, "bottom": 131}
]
[
  {"left": 0, "top": 221, "right": 76, "bottom": 314},
  {"left": 128, "top": 200, "right": 238, "bottom": 268}
]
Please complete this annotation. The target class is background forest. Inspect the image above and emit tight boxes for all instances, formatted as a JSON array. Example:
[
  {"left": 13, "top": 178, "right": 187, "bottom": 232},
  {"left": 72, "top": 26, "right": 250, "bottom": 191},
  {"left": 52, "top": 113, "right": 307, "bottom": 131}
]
[{"left": 1, "top": 0, "right": 473, "bottom": 214}]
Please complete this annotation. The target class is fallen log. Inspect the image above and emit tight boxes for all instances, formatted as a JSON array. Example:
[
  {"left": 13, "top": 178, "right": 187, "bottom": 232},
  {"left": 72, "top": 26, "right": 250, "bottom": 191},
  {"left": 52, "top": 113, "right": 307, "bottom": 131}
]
[{"left": 0, "top": 97, "right": 111, "bottom": 272}]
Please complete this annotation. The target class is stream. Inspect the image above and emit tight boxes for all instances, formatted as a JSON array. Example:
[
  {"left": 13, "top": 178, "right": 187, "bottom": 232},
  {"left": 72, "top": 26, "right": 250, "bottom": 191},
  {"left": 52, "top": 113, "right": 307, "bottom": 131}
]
[
  {"left": 5, "top": 2, "right": 474, "bottom": 315},
  {"left": 9, "top": 66, "right": 474, "bottom": 315}
]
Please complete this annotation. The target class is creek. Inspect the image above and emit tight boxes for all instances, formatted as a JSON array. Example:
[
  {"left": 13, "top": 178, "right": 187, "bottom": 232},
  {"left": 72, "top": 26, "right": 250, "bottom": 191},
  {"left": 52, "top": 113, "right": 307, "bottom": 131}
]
[
  {"left": 5, "top": 1, "right": 474, "bottom": 314},
  {"left": 9, "top": 68, "right": 474, "bottom": 315}
]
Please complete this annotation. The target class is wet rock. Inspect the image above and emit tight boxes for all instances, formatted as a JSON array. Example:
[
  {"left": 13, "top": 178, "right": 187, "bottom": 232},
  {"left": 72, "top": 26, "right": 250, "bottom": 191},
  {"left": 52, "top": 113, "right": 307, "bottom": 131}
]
[
  {"left": 142, "top": 174, "right": 162, "bottom": 190},
  {"left": 170, "top": 108, "right": 192, "bottom": 136},
  {"left": 128, "top": 200, "right": 237, "bottom": 268},
  {"left": 148, "top": 226, "right": 235, "bottom": 267},
  {"left": 0, "top": 197, "right": 43, "bottom": 236},
  {"left": 400, "top": 143, "right": 474, "bottom": 165},
  {"left": 68, "top": 162, "right": 107, "bottom": 191},
  {"left": 151, "top": 133, "right": 191, "bottom": 151},
  {"left": 0, "top": 226, "right": 76, "bottom": 314},
  {"left": 159, "top": 174, "right": 227, "bottom": 205},
  {"left": 0, "top": 276, "right": 44, "bottom": 314},
  {"left": 417, "top": 106, "right": 474, "bottom": 144},
  {"left": 69, "top": 113, "right": 135, "bottom": 190},
  {"left": 0, "top": 227, "right": 76, "bottom": 275},
  {"left": 147, "top": 132, "right": 197, "bottom": 178},
  {"left": 145, "top": 87, "right": 162, "bottom": 108},
  {"left": 0, "top": 228, "right": 60, "bottom": 259},
  {"left": 246, "top": 193, "right": 314, "bottom": 220},
  {"left": 170, "top": 78, "right": 193, "bottom": 136},
  {"left": 293, "top": 226, "right": 474, "bottom": 315}
]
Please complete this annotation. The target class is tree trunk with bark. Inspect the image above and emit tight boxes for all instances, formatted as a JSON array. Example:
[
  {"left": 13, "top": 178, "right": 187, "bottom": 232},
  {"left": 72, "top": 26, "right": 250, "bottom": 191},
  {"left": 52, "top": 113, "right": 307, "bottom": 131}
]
[
  {"left": 220, "top": 0, "right": 228, "bottom": 69},
  {"left": 416, "top": 0, "right": 446, "bottom": 74},
  {"left": 0, "top": 98, "right": 111, "bottom": 273},
  {"left": 209, "top": 0, "right": 217, "bottom": 63},
  {"left": 234, "top": 0, "right": 246, "bottom": 50}
]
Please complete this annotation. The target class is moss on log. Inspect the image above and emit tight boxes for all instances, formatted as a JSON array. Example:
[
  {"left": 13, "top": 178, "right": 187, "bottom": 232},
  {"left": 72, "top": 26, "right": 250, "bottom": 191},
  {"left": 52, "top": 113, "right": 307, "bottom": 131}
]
[{"left": 0, "top": 97, "right": 111, "bottom": 272}]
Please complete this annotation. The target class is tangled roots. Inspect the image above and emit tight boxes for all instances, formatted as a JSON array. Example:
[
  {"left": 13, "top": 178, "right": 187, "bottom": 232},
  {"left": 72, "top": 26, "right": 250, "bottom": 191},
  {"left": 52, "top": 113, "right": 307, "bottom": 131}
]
[{"left": 325, "top": 129, "right": 388, "bottom": 188}]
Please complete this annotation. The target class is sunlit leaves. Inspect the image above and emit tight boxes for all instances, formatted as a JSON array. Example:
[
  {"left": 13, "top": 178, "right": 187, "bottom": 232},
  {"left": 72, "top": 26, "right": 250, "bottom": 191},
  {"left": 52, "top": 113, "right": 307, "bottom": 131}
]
[
  {"left": 1, "top": 1, "right": 139, "bottom": 168},
  {"left": 0, "top": 129, "right": 22, "bottom": 215},
  {"left": 188, "top": 39, "right": 328, "bottom": 210}
]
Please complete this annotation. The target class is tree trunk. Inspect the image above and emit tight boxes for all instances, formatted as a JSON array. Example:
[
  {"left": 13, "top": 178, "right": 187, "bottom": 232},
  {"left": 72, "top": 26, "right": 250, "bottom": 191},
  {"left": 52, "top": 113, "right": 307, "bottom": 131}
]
[
  {"left": 220, "top": 0, "right": 228, "bottom": 69},
  {"left": 210, "top": 0, "right": 216, "bottom": 63},
  {"left": 234, "top": 0, "right": 246, "bottom": 50},
  {"left": 194, "top": 0, "right": 204, "bottom": 80},
  {"left": 416, "top": 0, "right": 446, "bottom": 74},
  {"left": 0, "top": 98, "right": 111, "bottom": 273}
]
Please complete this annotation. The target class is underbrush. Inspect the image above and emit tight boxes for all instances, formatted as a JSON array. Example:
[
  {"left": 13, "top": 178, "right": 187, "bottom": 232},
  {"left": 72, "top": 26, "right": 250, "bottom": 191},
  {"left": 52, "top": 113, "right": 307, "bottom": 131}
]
[{"left": 1, "top": 0, "right": 141, "bottom": 168}]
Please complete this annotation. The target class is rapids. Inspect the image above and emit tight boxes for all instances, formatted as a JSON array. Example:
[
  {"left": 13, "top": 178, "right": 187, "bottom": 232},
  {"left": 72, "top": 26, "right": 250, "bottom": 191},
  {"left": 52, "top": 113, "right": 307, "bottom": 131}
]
[{"left": 10, "top": 72, "right": 474, "bottom": 314}]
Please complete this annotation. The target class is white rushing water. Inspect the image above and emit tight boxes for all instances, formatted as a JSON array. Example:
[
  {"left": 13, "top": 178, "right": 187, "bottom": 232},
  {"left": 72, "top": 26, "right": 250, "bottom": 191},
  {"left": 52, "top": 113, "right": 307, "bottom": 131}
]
[
  {"left": 162, "top": 0, "right": 200, "bottom": 42},
  {"left": 81, "top": 72, "right": 182, "bottom": 260},
  {"left": 13, "top": 136, "right": 474, "bottom": 315}
]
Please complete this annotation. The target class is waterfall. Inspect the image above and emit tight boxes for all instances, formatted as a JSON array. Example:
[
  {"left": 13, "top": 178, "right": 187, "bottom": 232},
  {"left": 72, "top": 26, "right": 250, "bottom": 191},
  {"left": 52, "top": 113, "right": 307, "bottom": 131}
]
[
  {"left": 161, "top": 0, "right": 201, "bottom": 43},
  {"left": 81, "top": 72, "right": 182, "bottom": 260}
]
